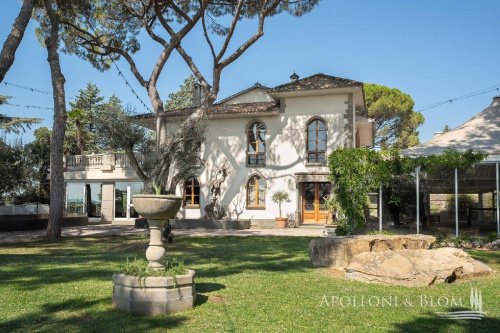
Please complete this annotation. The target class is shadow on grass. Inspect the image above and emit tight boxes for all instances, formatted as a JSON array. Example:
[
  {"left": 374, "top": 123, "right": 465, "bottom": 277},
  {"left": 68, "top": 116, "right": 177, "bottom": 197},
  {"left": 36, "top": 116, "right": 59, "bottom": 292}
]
[
  {"left": 195, "top": 282, "right": 226, "bottom": 306},
  {"left": 170, "top": 236, "right": 314, "bottom": 279},
  {"left": 392, "top": 311, "right": 500, "bottom": 333},
  {"left": 0, "top": 236, "right": 314, "bottom": 291},
  {"left": 0, "top": 297, "right": 188, "bottom": 333},
  {"left": 196, "top": 282, "right": 226, "bottom": 293}
]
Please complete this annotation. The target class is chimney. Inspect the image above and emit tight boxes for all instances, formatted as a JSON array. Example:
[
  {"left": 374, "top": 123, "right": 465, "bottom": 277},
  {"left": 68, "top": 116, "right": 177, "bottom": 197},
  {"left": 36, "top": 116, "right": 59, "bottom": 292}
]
[
  {"left": 290, "top": 71, "right": 299, "bottom": 82},
  {"left": 492, "top": 95, "right": 500, "bottom": 107},
  {"left": 192, "top": 82, "right": 202, "bottom": 107}
]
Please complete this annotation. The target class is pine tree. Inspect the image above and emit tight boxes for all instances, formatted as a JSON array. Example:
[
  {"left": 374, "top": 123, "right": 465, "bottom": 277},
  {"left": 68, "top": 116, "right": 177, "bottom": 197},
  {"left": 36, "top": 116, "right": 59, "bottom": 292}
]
[
  {"left": 65, "top": 83, "right": 104, "bottom": 154},
  {"left": 164, "top": 76, "right": 197, "bottom": 111}
]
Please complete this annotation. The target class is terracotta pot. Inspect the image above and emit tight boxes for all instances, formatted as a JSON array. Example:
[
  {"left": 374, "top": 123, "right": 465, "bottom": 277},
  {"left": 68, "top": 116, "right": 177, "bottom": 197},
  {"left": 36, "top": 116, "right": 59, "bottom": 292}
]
[
  {"left": 275, "top": 217, "right": 288, "bottom": 229},
  {"left": 132, "top": 194, "right": 182, "bottom": 220}
]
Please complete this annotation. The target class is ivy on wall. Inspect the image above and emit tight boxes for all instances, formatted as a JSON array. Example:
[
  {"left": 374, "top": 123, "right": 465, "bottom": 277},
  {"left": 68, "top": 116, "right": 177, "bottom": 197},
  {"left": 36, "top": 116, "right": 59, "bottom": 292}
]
[{"left": 327, "top": 148, "right": 487, "bottom": 235}]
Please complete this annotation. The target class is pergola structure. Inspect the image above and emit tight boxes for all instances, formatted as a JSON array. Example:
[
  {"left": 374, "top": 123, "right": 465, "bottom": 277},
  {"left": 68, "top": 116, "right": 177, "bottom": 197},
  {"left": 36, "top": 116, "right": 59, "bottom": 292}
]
[{"left": 399, "top": 96, "right": 500, "bottom": 236}]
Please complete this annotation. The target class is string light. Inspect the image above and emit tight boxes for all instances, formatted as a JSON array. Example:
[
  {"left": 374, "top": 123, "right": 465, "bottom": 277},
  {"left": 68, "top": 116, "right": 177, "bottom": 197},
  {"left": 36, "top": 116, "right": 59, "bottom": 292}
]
[
  {"left": 416, "top": 84, "right": 500, "bottom": 112},
  {"left": 3, "top": 81, "right": 52, "bottom": 95},
  {"left": 4, "top": 102, "right": 53, "bottom": 110},
  {"left": 2, "top": 70, "right": 149, "bottom": 114},
  {"left": 112, "top": 62, "right": 152, "bottom": 114},
  {"left": 83, "top": 22, "right": 152, "bottom": 114},
  {"left": 1, "top": 81, "right": 78, "bottom": 100}
]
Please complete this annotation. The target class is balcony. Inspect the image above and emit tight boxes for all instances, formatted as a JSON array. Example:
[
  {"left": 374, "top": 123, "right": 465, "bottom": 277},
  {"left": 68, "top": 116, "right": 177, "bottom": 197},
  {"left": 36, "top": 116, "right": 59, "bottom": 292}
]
[{"left": 65, "top": 153, "right": 140, "bottom": 171}]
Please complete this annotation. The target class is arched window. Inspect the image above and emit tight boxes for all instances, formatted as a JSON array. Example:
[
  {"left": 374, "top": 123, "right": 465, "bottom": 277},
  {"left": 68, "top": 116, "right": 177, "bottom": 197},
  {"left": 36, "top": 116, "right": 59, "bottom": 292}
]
[
  {"left": 247, "top": 121, "right": 266, "bottom": 166},
  {"left": 183, "top": 177, "right": 200, "bottom": 207},
  {"left": 246, "top": 175, "right": 266, "bottom": 208},
  {"left": 306, "top": 118, "right": 327, "bottom": 163}
]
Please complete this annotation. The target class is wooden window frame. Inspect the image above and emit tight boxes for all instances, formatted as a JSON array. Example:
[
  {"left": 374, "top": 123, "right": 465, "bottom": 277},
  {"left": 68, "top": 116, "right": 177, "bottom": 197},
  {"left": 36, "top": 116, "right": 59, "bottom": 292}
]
[
  {"left": 246, "top": 121, "right": 266, "bottom": 167},
  {"left": 306, "top": 118, "right": 327, "bottom": 164},
  {"left": 246, "top": 175, "right": 266, "bottom": 209},
  {"left": 183, "top": 177, "right": 200, "bottom": 208}
]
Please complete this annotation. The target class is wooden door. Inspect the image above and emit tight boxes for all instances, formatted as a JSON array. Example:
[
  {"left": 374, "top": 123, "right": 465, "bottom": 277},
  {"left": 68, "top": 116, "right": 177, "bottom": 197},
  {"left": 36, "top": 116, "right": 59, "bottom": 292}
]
[{"left": 302, "top": 182, "right": 332, "bottom": 223}]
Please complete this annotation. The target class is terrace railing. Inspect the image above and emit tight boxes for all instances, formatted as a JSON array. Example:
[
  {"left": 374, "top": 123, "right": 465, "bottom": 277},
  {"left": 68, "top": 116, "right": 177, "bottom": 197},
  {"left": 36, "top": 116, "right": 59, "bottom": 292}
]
[{"left": 65, "top": 153, "right": 140, "bottom": 171}]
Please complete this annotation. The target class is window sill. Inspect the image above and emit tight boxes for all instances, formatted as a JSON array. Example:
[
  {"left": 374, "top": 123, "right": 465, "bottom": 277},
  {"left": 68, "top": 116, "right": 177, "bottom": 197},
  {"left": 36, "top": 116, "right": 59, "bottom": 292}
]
[
  {"left": 246, "top": 206, "right": 266, "bottom": 210},
  {"left": 183, "top": 205, "right": 200, "bottom": 209},
  {"left": 305, "top": 162, "right": 327, "bottom": 167},
  {"left": 246, "top": 163, "right": 266, "bottom": 168}
]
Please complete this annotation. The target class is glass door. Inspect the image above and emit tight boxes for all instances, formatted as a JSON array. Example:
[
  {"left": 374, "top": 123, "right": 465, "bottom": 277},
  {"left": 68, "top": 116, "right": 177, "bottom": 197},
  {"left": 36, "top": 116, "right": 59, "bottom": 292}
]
[
  {"left": 85, "top": 183, "right": 102, "bottom": 218},
  {"left": 66, "top": 182, "right": 85, "bottom": 214},
  {"left": 302, "top": 182, "right": 332, "bottom": 223},
  {"left": 115, "top": 182, "right": 144, "bottom": 220},
  {"left": 302, "top": 183, "right": 317, "bottom": 222}
]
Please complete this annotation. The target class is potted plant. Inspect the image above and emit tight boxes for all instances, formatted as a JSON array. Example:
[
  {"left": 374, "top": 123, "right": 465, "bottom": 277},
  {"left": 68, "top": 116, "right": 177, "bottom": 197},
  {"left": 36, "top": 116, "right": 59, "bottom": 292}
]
[
  {"left": 94, "top": 103, "right": 205, "bottom": 314},
  {"left": 272, "top": 190, "right": 290, "bottom": 229}
]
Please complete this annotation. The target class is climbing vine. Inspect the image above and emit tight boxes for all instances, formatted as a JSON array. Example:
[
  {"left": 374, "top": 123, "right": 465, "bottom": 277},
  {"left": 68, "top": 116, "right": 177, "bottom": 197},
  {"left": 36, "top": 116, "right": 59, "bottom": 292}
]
[{"left": 328, "top": 148, "right": 487, "bottom": 235}]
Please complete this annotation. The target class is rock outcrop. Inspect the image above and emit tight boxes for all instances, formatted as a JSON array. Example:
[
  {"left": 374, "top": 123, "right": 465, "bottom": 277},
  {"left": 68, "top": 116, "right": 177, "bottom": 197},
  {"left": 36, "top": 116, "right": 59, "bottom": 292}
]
[
  {"left": 309, "top": 234, "right": 436, "bottom": 269},
  {"left": 345, "top": 248, "right": 493, "bottom": 287}
]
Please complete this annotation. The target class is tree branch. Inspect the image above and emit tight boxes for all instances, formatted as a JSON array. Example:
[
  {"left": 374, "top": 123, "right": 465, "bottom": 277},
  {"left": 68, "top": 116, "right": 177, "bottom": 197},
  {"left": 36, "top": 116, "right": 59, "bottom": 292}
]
[
  {"left": 153, "top": 0, "right": 211, "bottom": 89},
  {"left": 0, "top": 0, "right": 34, "bottom": 83},
  {"left": 201, "top": 13, "right": 216, "bottom": 61},
  {"left": 215, "top": 0, "right": 244, "bottom": 63},
  {"left": 125, "top": 146, "right": 149, "bottom": 184},
  {"left": 60, "top": 19, "right": 149, "bottom": 87},
  {"left": 169, "top": 0, "right": 192, "bottom": 23},
  {"left": 174, "top": 43, "right": 211, "bottom": 92},
  {"left": 218, "top": 0, "right": 281, "bottom": 69}
]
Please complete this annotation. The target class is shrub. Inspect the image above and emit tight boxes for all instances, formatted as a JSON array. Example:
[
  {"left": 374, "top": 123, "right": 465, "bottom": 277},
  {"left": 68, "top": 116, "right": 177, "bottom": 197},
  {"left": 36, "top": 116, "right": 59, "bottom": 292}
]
[
  {"left": 120, "top": 256, "right": 187, "bottom": 277},
  {"left": 435, "top": 231, "right": 449, "bottom": 244},
  {"left": 487, "top": 232, "right": 498, "bottom": 243},
  {"left": 335, "top": 224, "right": 349, "bottom": 236},
  {"left": 367, "top": 230, "right": 396, "bottom": 235}
]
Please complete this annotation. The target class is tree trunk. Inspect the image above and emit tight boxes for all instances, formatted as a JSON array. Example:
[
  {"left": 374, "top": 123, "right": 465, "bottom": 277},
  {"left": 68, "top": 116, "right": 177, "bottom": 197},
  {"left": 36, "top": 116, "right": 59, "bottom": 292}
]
[
  {"left": 75, "top": 119, "right": 84, "bottom": 154},
  {"left": 44, "top": 1, "right": 67, "bottom": 240},
  {"left": 0, "top": 0, "right": 34, "bottom": 83},
  {"left": 147, "top": 84, "right": 167, "bottom": 146}
]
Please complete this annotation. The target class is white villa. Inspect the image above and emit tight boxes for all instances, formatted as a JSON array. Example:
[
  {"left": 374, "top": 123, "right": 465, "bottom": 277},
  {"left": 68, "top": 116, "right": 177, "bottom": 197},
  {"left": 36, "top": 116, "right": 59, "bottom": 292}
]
[{"left": 64, "top": 73, "right": 374, "bottom": 226}]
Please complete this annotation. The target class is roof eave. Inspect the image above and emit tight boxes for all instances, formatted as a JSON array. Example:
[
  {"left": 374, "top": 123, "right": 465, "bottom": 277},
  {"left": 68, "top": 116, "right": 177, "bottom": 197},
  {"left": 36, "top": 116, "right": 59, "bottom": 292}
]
[{"left": 157, "top": 111, "right": 281, "bottom": 123}]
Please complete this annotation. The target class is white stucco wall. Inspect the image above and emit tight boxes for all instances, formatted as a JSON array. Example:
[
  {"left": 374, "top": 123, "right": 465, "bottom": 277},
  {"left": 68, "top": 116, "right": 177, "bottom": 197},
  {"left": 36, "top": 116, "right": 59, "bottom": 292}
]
[
  {"left": 174, "top": 93, "right": 349, "bottom": 221},
  {"left": 222, "top": 87, "right": 275, "bottom": 104},
  {"left": 64, "top": 91, "right": 353, "bottom": 223}
]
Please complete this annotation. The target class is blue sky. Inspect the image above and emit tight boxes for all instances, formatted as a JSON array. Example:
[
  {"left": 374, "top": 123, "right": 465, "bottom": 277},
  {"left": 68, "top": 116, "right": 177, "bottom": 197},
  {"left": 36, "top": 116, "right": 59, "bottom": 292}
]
[{"left": 1, "top": 0, "right": 499, "bottom": 144}]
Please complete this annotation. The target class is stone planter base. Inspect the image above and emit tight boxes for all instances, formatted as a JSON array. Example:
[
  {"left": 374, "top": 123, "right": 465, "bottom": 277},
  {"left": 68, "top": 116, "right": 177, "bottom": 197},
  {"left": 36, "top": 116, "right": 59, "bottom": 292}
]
[{"left": 112, "top": 270, "right": 196, "bottom": 315}]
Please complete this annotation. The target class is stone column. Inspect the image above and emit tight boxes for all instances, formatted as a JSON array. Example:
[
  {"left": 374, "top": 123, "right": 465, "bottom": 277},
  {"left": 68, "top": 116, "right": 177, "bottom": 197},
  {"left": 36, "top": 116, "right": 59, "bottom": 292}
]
[
  {"left": 344, "top": 93, "right": 354, "bottom": 147},
  {"left": 146, "top": 219, "right": 166, "bottom": 270},
  {"left": 101, "top": 183, "right": 114, "bottom": 223}
]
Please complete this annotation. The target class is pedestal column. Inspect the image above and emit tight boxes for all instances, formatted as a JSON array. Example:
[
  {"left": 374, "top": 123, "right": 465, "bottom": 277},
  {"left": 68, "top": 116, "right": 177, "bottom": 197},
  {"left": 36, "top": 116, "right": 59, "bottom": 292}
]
[{"left": 145, "top": 219, "right": 166, "bottom": 270}]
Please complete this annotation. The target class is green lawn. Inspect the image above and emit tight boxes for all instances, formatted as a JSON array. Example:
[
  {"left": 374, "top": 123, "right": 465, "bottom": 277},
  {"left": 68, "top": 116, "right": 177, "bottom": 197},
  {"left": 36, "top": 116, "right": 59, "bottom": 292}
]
[{"left": 0, "top": 235, "right": 498, "bottom": 333}]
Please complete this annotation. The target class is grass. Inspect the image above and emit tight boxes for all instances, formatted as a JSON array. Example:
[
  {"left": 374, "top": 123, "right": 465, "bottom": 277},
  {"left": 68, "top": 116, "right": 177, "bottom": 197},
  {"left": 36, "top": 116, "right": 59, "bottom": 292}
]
[
  {"left": 120, "top": 256, "right": 187, "bottom": 277},
  {"left": 0, "top": 235, "right": 498, "bottom": 333}
]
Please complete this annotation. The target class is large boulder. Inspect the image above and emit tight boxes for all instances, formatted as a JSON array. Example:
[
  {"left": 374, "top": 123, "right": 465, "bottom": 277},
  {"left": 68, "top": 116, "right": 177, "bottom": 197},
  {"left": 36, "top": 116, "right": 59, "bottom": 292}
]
[
  {"left": 309, "top": 234, "right": 436, "bottom": 269},
  {"left": 345, "top": 248, "right": 493, "bottom": 287}
]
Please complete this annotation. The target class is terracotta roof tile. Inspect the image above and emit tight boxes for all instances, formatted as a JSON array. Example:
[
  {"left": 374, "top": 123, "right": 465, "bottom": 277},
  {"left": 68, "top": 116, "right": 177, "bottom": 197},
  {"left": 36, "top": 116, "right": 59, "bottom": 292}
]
[
  {"left": 268, "top": 73, "right": 362, "bottom": 93},
  {"left": 132, "top": 102, "right": 280, "bottom": 120}
]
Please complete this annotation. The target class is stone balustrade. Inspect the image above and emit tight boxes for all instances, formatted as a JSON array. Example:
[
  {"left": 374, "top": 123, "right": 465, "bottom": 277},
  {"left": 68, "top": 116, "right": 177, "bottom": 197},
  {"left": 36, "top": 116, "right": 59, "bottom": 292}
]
[{"left": 65, "top": 153, "right": 141, "bottom": 171}]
